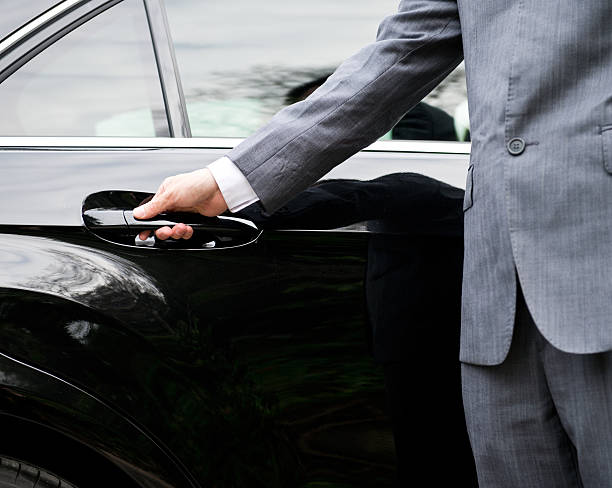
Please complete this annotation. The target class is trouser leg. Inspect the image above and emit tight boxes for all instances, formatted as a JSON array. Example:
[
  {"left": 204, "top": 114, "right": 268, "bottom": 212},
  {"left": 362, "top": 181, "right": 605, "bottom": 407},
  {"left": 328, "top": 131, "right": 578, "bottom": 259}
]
[
  {"left": 542, "top": 331, "right": 612, "bottom": 486},
  {"left": 461, "top": 288, "right": 582, "bottom": 488}
]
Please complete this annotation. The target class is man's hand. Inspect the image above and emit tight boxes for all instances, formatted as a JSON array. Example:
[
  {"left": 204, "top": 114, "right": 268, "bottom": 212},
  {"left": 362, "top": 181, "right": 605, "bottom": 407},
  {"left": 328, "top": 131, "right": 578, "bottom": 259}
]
[{"left": 133, "top": 168, "right": 228, "bottom": 241}]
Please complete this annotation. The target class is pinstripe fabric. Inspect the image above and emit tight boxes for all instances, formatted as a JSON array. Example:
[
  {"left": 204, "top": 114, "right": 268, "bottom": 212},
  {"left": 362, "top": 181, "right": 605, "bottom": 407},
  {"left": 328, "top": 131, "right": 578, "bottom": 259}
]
[
  {"left": 463, "top": 285, "right": 612, "bottom": 486},
  {"left": 228, "top": 0, "right": 612, "bottom": 365}
]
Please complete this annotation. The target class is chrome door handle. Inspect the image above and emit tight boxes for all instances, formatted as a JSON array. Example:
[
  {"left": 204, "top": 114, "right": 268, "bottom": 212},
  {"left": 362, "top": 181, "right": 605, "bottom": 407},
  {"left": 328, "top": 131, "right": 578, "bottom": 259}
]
[{"left": 82, "top": 191, "right": 261, "bottom": 250}]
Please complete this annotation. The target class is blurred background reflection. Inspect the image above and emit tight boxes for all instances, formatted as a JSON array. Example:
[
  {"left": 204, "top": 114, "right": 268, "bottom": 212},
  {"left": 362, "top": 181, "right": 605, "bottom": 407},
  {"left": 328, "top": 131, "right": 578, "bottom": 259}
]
[{"left": 166, "top": 0, "right": 468, "bottom": 139}]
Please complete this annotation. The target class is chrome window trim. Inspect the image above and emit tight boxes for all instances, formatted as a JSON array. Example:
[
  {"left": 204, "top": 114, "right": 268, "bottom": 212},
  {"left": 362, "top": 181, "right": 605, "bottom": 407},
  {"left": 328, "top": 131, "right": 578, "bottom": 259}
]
[
  {"left": 0, "top": 0, "right": 123, "bottom": 84},
  {"left": 0, "top": 0, "right": 87, "bottom": 56},
  {"left": 0, "top": 0, "right": 175, "bottom": 136},
  {"left": 0, "top": 137, "right": 471, "bottom": 154},
  {"left": 143, "top": 0, "right": 191, "bottom": 137}
]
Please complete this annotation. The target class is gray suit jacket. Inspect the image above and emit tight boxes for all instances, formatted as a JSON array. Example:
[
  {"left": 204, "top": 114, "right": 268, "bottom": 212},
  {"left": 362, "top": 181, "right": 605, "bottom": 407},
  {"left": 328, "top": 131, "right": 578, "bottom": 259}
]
[{"left": 228, "top": 0, "right": 612, "bottom": 365}]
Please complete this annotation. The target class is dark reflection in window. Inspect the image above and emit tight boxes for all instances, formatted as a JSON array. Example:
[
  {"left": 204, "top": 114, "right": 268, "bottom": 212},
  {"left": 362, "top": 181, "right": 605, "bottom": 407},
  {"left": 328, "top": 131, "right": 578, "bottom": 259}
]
[
  {"left": 166, "top": 0, "right": 468, "bottom": 140},
  {"left": 0, "top": 0, "right": 55, "bottom": 41},
  {"left": 0, "top": 0, "right": 169, "bottom": 137}
]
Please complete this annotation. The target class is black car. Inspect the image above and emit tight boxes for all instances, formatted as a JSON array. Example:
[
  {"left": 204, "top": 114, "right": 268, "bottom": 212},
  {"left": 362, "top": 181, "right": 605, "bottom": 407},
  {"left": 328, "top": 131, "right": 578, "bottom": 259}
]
[{"left": 0, "top": 1, "right": 473, "bottom": 487}]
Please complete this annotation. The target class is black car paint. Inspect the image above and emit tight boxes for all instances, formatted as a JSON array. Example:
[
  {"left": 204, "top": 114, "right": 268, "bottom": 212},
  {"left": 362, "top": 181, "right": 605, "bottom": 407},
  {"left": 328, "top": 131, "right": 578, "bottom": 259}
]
[
  {"left": 0, "top": 0, "right": 474, "bottom": 485},
  {"left": 0, "top": 146, "right": 471, "bottom": 486}
]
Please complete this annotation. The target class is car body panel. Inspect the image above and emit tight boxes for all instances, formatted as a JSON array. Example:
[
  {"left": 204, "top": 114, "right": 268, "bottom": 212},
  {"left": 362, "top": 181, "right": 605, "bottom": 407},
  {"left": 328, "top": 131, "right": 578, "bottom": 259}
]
[
  {"left": 0, "top": 141, "right": 468, "bottom": 227},
  {"left": 0, "top": 143, "right": 468, "bottom": 486},
  {"left": 0, "top": 0, "right": 473, "bottom": 485},
  {"left": 0, "top": 318, "right": 194, "bottom": 487}
]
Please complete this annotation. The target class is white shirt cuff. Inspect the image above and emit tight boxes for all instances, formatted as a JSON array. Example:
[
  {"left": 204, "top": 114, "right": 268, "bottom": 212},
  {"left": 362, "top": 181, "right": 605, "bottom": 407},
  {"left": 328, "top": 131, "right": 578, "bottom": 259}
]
[{"left": 207, "top": 156, "right": 259, "bottom": 213}]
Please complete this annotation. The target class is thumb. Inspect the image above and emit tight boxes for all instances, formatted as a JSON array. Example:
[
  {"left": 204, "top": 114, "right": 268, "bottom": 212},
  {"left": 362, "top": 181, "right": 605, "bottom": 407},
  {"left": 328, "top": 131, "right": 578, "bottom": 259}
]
[{"left": 134, "top": 197, "right": 165, "bottom": 219}]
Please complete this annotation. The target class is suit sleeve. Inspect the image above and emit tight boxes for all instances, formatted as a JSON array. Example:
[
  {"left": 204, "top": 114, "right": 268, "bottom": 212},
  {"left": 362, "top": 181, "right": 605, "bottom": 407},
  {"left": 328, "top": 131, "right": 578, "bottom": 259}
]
[{"left": 227, "top": 0, "right": 463, "bottom": 213}]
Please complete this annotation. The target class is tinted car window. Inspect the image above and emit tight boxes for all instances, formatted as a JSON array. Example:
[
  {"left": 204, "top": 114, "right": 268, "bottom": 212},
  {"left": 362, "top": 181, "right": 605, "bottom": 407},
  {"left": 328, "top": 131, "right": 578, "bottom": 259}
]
[
  {"left": 165, "top": 0, "right": 468, "bottom": 141},
  {"left": 0, "top": 1, "right": 57, "bottom": 40},
  {"left": 0, "top": 0, "right": 169, "bottom": 137}
]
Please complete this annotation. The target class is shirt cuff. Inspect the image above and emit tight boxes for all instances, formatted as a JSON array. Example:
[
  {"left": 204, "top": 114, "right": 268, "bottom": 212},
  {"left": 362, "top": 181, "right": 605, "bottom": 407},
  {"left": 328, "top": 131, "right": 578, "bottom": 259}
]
[{"left": 207, "top": 156, "right": 259, "bottom": 213}]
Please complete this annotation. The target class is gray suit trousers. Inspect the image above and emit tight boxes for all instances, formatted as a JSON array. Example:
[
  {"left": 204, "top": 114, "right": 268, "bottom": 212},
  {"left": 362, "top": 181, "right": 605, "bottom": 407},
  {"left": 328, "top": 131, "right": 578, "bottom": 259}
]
[{"left": 462, "top": 285, "right": 612, "bottom": 487}]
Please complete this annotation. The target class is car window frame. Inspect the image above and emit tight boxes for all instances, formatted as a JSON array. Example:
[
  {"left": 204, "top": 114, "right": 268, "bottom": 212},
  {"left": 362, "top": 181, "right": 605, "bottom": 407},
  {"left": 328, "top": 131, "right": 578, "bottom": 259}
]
[
  {"left": 0, "top": 0, "right": 189, "bottom": 137},
  {"left": 142, "top": 0, "right": 190, "bottom": 137},
  {"left": 0, "top": 0, "right": 85, "bottom": 53}
]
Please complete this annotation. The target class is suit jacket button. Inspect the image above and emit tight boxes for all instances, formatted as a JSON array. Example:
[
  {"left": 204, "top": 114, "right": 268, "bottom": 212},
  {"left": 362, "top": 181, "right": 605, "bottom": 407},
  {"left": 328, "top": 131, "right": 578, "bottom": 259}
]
[{"left": 507, "top": 137, "right": 526, "bottom": 155}]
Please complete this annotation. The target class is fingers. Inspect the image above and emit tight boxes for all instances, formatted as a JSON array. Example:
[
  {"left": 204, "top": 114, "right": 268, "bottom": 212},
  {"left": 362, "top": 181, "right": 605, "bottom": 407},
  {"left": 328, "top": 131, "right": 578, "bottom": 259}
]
[
  {"left": 133, "top": 167, "right": 222, "bottom": 244},
  {"left": 154, "top": 223, "right": 194, "bottom": 240},
  {"left": 154, "top": 226, "right": 172, "bottom": 240},
  {"left": 133, "top": 168, "right": 229, "bottom": 222},
  {"left": 138, "top": 224, "right": 193, "bottom": 242},
  {"left": 134, "top": 196, "right": 165, "bottom": 219},
  {"left": 183, "top": 225, "right": 194, "bottom": 240}
]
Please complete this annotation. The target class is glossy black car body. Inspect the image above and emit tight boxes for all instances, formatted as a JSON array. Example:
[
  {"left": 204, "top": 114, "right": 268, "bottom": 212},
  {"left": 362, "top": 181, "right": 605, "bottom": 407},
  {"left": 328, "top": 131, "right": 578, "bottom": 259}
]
[{"left": 0, "top": 1, "right": 474, "bottom": 487}]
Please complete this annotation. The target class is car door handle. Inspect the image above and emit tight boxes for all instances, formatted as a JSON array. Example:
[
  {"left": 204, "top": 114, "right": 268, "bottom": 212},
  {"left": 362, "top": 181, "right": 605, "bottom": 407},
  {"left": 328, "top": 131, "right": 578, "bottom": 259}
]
[
  {"left": 84, "top": 208, "right": 256, "bottom": 233},
  {"left": 82, "top": 191, "right": 261, "bottom": 250},
  {"left": 123, "top": 210, "right": 258, "bottom": 235}
]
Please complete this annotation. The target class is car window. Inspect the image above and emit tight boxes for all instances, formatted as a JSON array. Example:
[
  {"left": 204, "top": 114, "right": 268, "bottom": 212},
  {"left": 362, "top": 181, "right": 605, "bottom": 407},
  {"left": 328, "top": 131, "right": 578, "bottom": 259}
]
[
  {"left": 165, "top": 0, "right": 469, "bottom": 141},
  {"left": 0, "top": 0, "right": 57, "bottom": 41},
  {"left": 0, "top": 0, "right": 170, "bottom": 137}
]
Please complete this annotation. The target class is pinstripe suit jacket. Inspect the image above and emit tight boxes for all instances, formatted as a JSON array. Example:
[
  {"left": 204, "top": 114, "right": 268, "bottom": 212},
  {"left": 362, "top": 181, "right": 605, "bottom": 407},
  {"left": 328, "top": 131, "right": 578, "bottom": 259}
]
[{"left": 228, "top": 0, "right": 612, "bottom": 365}]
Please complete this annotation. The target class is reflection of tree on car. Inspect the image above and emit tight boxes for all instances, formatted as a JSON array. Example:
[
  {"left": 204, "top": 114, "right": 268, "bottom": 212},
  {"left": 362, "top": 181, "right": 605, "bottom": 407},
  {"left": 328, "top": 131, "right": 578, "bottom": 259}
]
[
  {"left": 285, "top": 73, "right": 466, "bottom": 142},
  {"left": 96, "top": 68, "right": 471, "bottom": 142}
]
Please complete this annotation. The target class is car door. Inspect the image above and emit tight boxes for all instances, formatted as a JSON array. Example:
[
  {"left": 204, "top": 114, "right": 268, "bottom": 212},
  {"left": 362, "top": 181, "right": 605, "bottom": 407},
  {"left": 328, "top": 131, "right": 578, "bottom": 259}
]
[
  {"left": 162, "top": 1, "right": 473, "bottom": 486},
  {"left": 0, "top": 0, "right": 472, "bottom": 487}
]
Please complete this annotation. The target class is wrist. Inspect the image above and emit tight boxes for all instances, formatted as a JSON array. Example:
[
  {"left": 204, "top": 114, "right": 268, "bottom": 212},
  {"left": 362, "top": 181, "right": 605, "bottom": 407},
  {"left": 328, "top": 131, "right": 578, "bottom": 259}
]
[{"left": 207, "top": 157, "right": 259, "bottom": 213}]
